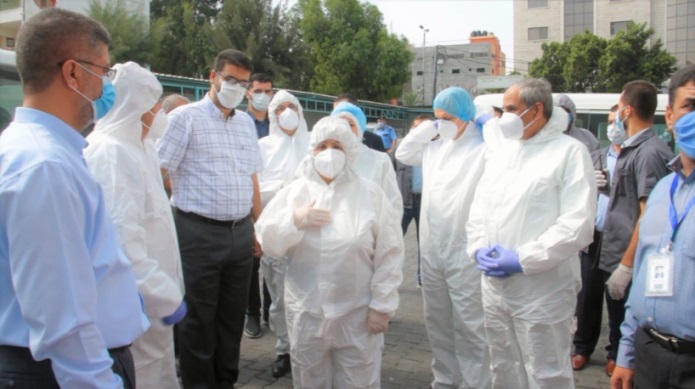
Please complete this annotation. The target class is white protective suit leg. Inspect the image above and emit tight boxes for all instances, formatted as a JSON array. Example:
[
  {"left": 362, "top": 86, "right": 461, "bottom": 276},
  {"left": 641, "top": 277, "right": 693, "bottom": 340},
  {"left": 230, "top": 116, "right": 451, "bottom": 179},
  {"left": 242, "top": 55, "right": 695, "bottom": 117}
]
[
  {"left": 287, "top": 307, "right": 381, "bottom": 389},
  {"left": 483, "top": 278, "right": 575, "bottom": 389},
  {"left": 131, "top": 322, "right": 180, "bottom": 389},
  {"left": 260, "top": 254, "right": 290, "bottom": 355},
  {"left": 422, "top": 253, "right": 490, "bottom": 389}
]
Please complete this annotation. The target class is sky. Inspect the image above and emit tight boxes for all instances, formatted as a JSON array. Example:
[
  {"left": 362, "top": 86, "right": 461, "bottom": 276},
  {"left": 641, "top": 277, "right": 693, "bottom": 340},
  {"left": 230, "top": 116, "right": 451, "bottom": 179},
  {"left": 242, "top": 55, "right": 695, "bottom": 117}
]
[{"left": 283, "top": 0, "right": 518, "bottom": 72}]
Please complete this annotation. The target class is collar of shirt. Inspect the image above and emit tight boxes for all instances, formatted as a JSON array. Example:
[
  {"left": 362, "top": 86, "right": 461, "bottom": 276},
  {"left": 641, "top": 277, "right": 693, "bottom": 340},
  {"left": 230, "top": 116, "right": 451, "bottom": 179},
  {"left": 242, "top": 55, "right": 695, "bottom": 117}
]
[
  {"left": 13, "top": 107, "right": 87, "bottom": 153},
  {"left": 202, "top": 93, "right": 235, "bottom": 120},
  {"left": 667, "top": 155, "right": 695, "bottom": 183},
  {"left": 607, "top": 145, "right": 619, "bottom": 158},
  {"left": 621, "top": 127, "right": 653, "bottom": 148}
]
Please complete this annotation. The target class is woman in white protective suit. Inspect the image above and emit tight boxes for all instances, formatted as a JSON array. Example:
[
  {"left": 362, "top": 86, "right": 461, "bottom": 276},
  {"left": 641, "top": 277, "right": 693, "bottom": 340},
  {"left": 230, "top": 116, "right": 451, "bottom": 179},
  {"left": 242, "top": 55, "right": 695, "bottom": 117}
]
[
  {"left": 330, "top": 102, "right": 403, "bottom": 216},
  {"left": 255, "top": 116, "right": 404, "bottom": 389},
  {"left": 257, "top": 90, "right": 310, "bottom": 377},
  {"left": 84, "top": 62, "right": 186, "bottom": 389}
]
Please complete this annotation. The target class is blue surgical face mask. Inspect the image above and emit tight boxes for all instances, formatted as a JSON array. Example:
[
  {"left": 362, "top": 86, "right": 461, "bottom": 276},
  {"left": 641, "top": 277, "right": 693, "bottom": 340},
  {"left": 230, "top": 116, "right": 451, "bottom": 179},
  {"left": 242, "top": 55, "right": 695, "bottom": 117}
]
[
  {"left": 376, "top": 122, "right": 385, "bottom": 130},
  {"left": 675, "top": 110, "right": 695, "bottom": 159},
  {"left": 615, "top": 106, "right": 628, "bottom": 134},
  {"left": 70, "top": 62, "right": 116, "bottom": 123}
]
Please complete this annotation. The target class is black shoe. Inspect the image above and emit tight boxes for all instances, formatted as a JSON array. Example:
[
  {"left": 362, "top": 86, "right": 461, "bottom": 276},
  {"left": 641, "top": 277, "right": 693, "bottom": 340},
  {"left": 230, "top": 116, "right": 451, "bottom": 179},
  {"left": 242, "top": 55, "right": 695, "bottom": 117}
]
[
  {"left": 271, "top": 354, "right": 291, "bottom": 378},
  {"left": 244, "top": 315, "right": 262, "bottom": 338}
]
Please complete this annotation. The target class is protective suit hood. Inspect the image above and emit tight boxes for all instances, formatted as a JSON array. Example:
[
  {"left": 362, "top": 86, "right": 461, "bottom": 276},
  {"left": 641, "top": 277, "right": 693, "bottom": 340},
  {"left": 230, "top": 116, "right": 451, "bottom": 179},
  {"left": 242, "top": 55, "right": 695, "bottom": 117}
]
[
  {"left": 553, "top": 94, "right": 576, "bottom": 123},
  {"left": 267, "top": 90, "right": 309, "bottom": 139},
  {"left": 526, "top": 106, "right": 570, "bottom": 144},
  {"left": 92, "top": 62, "right": 162, "bottom": 145},
  {"left": 298, "top": 117, "right": 359, "bottom": 184}
]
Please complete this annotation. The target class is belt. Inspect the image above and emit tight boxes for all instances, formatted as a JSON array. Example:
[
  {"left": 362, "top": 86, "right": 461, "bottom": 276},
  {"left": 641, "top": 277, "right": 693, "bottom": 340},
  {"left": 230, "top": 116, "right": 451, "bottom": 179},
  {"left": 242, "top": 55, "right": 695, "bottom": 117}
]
[
  {"left": 175, "top": 208, "right": 249, "bottom": 228},
  {"left": 0, "top": 344, "right": 130, "bottom": 359},
  {"left": 412, "top": 193, "right": 422, "bottom": 199},
  {"left": 644, "top": 327, "right": 695, "bottom": 354}
]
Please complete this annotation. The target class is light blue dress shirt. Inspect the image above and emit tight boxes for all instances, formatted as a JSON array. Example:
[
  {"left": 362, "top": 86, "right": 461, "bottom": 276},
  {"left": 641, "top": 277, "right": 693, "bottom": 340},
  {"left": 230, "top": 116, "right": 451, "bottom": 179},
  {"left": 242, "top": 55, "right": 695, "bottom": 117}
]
[
  {"left": 0, "top": 108, "right": 149, "bottom": 388},
  {"left": 411, "top": 165, "right": 423, "bottom": 194},
  {"left": 617, "top": 157, "right": 695, "bottom": 369},
  {"left": 595, "top": 146, "right": 618, "bottom": 231},
  {"left": 376, "top": 124, "right": 397, "bottom": 149}
]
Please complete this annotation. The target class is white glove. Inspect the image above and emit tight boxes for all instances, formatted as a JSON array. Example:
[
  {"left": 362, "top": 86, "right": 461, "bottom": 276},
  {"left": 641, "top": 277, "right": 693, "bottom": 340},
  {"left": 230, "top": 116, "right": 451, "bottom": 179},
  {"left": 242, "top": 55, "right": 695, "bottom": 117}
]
[
  {"left": 366, "top": 309, "right": 390, "bottom": 334},
  {"left": 595, "top": 170, "right": 607, "bottom": 188},
  {"left": 606, "top": 264, "right": 633, "bottom": 300},
  {"left": 410, "top": 120, "right": 439, "bottom": 142},
  {"left": 293, "top": 201, "right": 331, "bottom": 230}
]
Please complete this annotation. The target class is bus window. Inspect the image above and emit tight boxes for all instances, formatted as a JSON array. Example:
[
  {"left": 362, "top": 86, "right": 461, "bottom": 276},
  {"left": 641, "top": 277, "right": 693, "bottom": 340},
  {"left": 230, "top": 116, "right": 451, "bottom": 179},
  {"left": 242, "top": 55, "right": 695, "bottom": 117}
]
[{"left": 0, "top": 50, "right": 22, "bottom": 134}]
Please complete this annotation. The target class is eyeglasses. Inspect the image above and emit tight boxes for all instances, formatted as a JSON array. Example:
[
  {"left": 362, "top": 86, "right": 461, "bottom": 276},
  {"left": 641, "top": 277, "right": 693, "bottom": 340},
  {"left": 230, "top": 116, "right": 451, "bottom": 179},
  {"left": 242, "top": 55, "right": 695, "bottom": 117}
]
[
  {"left": 275, "top": 104, "right": 299, "bottom": 114},
  {"left": 217, "top": 73, "right": 250, "bottom": 89},
  {"left": 58, "top": 59, "right": 117, "bottom": 80}
]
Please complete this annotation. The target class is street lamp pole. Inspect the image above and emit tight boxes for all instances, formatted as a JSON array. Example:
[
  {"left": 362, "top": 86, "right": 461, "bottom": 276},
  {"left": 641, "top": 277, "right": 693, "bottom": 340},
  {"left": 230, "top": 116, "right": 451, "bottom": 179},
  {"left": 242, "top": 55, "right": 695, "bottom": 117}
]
[{"left": 419, "top": 25, "right": 429, "bottom": 104}]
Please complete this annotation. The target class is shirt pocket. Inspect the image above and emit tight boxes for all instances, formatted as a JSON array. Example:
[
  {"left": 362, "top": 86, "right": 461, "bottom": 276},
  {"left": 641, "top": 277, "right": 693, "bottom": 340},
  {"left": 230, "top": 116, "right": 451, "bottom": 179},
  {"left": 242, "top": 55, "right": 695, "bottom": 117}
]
[{"left": 615, "top": 168, "right": 636, "bottom": 199}]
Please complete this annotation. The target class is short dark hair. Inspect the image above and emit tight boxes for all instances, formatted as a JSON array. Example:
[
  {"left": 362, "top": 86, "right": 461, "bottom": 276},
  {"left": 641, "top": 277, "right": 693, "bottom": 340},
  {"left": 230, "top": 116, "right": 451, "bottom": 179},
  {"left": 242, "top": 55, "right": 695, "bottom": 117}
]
[
  {"left": 335, "top": 93, "right": 358, "bottom": 105},
  {"left": 249, "top": 73, "right": 273, "bottom": 88},
  {"left": 413, "top": 114, "right": 431, "bottom": 122},
  {"left": 493, "top": 106, "right": 503, "bottom": 115},
  {"left": 16, "top": 8, "right": 110, "bottom": 93},
  {"left": 214, "top": 49, "right": 253, "bottom": 73},
  {"left": 621, "top": 80, "right": 657, "bottom": 120},
  {"left": 668, "top": 65, "right": 695, "bottom": 106},
  {"left": 610, "top": 104, "right": 619, "bottom": 112}
]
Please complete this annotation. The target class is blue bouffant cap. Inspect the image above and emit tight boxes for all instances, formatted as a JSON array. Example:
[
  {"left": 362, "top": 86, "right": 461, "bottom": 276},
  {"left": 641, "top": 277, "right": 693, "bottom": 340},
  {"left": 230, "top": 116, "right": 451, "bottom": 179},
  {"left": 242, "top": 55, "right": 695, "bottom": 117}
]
[
  {"left": 433, "top": 87, "right": 475, "bottom": 122},
  {"left": 331, "top": 102, "right": 367, "bottom": 133}
]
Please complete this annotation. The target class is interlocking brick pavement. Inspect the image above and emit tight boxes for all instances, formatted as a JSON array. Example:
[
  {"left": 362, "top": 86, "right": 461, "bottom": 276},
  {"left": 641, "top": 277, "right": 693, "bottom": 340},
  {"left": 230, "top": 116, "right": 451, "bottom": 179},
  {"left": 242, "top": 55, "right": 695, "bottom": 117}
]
[{"left": 234, "top": 227, "right": 613, "bottom": 388}]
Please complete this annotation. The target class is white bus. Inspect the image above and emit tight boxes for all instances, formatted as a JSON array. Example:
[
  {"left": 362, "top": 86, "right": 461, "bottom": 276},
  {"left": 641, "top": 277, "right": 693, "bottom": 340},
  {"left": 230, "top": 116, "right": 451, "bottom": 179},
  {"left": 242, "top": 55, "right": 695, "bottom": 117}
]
[
  {"left": 0, "top": 49, "right": 21, "bottom": 133},
  {"left": 474, "top": 93, "right": 669, "bottom": 144}
]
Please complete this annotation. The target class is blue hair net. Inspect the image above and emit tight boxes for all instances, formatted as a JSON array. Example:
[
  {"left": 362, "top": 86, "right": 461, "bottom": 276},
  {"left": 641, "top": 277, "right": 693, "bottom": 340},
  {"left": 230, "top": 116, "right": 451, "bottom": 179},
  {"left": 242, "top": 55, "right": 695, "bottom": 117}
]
[
  {"left": 331, "top": 102, "right": 367, "bottom": 133},
  {"left": 433, "top": 87, "right": 475, "bottom": 122}
]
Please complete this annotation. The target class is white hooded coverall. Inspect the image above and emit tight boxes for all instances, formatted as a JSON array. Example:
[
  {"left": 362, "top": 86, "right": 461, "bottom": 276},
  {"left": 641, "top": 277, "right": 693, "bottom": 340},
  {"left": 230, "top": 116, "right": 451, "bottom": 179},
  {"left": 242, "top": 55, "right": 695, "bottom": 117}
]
[
  {"left": 84, "top": 62, "right": 185, "bottom": 389},
  {"left": 396, "top": 119, "right": 491, "bottom": 389},
  {"left": 466, "top": 107, "right": 596, "bottom": 389},
  {"left": 257, "top": 90, "right": 310, "bottom": 357},
  {"left": 255, "top": 117, "right": 404, "bottom": 389}
]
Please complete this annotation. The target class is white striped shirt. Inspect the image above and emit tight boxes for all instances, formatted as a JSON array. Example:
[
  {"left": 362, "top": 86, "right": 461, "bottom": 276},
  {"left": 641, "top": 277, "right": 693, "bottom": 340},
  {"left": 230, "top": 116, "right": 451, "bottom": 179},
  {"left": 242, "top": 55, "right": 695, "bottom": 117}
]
[{"left": 157, "top": 94, "right": 264, "bottom": 220}]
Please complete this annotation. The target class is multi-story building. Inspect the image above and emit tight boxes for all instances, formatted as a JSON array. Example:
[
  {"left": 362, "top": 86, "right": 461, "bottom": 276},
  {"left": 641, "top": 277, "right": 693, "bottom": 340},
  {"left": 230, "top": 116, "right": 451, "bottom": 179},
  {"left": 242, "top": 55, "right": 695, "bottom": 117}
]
[
  {"left": 410, "top": 31, "right": 507, "bottom": 105},
  {"left": 0, "top": 0, "right": 150, "bottom": 50},
  {"left": 514, "top": 0, "right": 695, "bottom": 72}
]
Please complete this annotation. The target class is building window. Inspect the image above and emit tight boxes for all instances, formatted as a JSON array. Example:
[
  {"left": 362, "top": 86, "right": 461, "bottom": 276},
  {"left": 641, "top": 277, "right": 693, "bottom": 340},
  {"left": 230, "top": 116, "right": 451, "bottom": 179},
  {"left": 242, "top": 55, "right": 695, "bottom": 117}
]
[
  {"left": 564, "top": 0, "right": 594, "bottom": 41},
  {"left": 611, "top": 21, "right": 633, "bottom": 36},
  {"left": 416, "top": 71, "right": 424, "bottom": 76},
  {"left": 470, "top": 52, "right": 489, "bottom": 58},
  {"left": 528, "top": 0, "right": 548, "bottom": 8},
  {"left": 476, "top": 68, "right": 485, "bottom": 73},
  {"left": 452, "top": 69, "right": 460, "bottom": 74},
  {"left": 528, "top": 27, "right": 549, "bottom": 40},
  {"left": 6, "top": 38, "right": 15, "bottom": 48}
]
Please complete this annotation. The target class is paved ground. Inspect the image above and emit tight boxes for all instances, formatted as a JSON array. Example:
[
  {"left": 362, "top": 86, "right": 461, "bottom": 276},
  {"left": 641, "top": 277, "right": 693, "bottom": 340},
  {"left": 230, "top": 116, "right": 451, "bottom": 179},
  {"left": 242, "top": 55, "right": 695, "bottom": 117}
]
[{"left": 234, "top": 228, "right": 613, "bottom": 388}]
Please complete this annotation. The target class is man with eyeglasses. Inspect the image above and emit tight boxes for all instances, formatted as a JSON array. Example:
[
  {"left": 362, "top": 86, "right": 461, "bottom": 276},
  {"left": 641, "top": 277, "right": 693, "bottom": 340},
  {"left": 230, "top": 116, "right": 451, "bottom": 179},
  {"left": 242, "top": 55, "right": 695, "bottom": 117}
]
[
  {"left": 157, "top": 49, "right": 264, "bottom": 388},
  {"left": 0, "top": 9, "right": 148, "bottom": 388}
]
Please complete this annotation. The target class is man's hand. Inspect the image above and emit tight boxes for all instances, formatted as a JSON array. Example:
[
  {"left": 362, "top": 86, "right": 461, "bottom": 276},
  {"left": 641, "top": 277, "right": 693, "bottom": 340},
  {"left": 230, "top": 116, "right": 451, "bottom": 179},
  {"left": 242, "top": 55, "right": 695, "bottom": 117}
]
[
  {"left": 366, "top": 309, "right": 390, "bottom": 334},
  {"left": 253, "top": 235, "right": 263, "bottom": 257},
  {"left": 606, "top": 264, "right": 632, "bottom": 300},
  {"left": 610, "top": 366, "right": 634, "bottom": 389}
]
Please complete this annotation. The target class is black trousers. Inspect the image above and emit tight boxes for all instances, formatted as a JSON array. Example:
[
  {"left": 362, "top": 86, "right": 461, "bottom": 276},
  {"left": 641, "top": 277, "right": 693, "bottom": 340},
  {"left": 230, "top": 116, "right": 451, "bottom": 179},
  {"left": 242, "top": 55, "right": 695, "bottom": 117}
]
[
  {"left": 246, "top": 257, "right": 272, "bottom": 322},
  {"left": 175, "top": 212, "right": 254, "bottom": 389},
  {"left": 634, "top": 328, "right": 695, "bottom": 388},
  {"left": 573, "top": 230, "right": 628, "bottom": 360},
  {"left": 0, "top": 345, "right": 134, "bottom": 388}
]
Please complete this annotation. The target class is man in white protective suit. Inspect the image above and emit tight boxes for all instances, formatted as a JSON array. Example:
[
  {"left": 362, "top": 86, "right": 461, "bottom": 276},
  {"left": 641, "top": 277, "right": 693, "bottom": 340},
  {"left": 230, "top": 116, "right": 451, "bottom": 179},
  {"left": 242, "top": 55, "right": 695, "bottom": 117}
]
[
  {"left": 467, "top": 78, "right": 596, "bottom": 389},
  {"left": 255, "top": 116, "right": 404, "bottom": 389},
  {"left": 84, "top": 61, "right": 186, "bottom": 389},
  {"left": 396, "top": 87, "right": 491, "bottom": 389},
  {"left": 257, "top": 90, "right": 310, "bottom": 378},
  {"left": 330, "top": 102, "right": 403, "bottom": 215}
]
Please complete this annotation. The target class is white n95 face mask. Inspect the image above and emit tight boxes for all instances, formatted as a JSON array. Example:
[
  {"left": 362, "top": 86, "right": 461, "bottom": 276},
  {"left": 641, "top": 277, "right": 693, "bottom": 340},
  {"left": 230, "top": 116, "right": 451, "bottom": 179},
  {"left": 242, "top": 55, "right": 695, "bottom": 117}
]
[
  {"left": 144, "top": 110, "right": 169, "bottom": 140},
  {"left": 607, "top": 122, "right": 627, "bottom": 145},
  {"left": 217, "top": 80, "right": 246, "bottom": 109},
  {"left": 437, "top": 119, "right": 459, "bottom": 141},
  {"left": 251, "top": 93, "right": 271, "bottom": 111},
  {"left": 313, "top": 148, "right": 346, "bottom": 179},
  {"left": 498, "top": 106, "right": 536, "bottom": 140},
  {"left": 278, "top": 109, "right": 300, "bottom": 132}
]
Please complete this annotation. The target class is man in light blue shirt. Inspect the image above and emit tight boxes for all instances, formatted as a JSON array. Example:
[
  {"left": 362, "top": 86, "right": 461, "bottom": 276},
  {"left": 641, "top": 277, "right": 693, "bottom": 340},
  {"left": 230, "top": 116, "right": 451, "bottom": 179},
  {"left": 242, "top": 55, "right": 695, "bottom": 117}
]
[
  {"left": 611, "top": 64, "right": 695, "bottom": 389},
  {"left": 0, "top": 9, "right": 148, "bottom": 389}
]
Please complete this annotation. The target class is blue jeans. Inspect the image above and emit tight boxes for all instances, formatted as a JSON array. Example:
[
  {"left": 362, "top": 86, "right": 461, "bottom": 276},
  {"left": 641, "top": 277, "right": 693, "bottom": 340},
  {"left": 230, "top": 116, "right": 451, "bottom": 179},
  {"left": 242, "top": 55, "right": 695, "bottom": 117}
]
[{"left": 401, "top": 193, "right": 421, "bottom": 285}]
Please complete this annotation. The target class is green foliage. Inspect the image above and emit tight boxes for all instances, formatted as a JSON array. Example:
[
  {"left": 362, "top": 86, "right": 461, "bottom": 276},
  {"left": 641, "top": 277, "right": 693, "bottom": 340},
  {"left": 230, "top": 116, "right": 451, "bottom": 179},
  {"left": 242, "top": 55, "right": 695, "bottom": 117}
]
[
  {"left": 89, "top": 0, "right": 151, "bottom": 65},
  {"left": 299, "top": 0, "right": 413, "bottom": 101},
  {"left": 529, "top": 23, "right": 677, "bottom": 93}
]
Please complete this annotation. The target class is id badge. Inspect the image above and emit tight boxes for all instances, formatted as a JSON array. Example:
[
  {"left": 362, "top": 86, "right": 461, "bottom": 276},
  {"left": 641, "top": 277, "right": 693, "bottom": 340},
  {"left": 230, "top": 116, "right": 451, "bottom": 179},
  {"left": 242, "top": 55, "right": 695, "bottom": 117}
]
[{"left": 645, "top": 251, "right": 675, "bottom": 297}]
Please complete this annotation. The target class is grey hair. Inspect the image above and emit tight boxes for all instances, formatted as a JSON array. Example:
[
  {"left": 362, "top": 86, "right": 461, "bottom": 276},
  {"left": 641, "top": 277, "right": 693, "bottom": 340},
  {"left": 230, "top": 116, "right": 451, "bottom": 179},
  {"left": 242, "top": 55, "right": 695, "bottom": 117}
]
[
  {"left": 161, "top": 94, "right": 191, "bottom": 113},
  {"left": 516, "top": 78, "right": 553, "bottom": 120}
]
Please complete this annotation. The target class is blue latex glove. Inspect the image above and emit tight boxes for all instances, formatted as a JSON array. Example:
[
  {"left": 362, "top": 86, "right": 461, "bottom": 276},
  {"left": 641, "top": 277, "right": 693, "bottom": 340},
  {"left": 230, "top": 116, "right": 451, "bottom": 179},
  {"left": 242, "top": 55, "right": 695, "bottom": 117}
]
[
  {"left": 491, "top": 245, "right": 522, "bottom": 274},
  {"left": 162, "top": 301, "right": 187, "bottom": 326},
  {"left": 475, "top": 247, "right": 496, "bottom": 271}
]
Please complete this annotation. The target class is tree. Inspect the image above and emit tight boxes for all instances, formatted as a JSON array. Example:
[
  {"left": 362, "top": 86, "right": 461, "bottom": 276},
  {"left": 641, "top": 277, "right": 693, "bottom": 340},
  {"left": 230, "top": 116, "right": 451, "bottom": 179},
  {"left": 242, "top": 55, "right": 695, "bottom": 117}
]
[
  {"left": 89, "top": 0, "right": 151, "bottom": 65},
  {"left": 529, "top": 23, "right": 676, "bottom": 93},
  {"left": 299, "top": 0, "right": 413, "bottom": 102}
]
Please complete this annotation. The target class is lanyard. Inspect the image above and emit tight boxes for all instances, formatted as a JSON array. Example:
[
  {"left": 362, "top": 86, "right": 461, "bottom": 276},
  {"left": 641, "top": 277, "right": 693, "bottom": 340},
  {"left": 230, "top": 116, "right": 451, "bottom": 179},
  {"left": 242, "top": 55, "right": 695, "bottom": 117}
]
[{"left": 668, "top": 174, "right": 695, "bottom": 247}]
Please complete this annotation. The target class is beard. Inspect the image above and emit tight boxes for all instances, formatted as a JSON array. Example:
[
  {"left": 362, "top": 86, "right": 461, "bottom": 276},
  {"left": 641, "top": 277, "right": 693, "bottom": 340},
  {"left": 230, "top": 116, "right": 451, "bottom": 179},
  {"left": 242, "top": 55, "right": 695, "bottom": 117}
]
[{"left": 77, "top": 99, "right": 94, "bottom": 131}]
